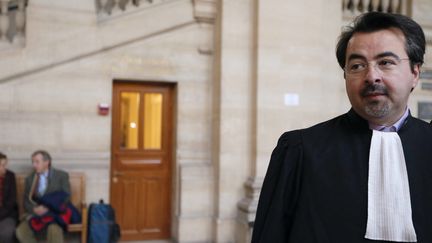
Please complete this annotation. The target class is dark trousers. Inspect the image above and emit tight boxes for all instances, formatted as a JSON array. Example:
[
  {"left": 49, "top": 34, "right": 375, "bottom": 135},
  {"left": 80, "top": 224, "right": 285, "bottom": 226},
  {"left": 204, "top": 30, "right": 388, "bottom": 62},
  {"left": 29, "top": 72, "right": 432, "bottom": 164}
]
[{"left": 0, "top": 217, "right": 16, "bottom": 243}]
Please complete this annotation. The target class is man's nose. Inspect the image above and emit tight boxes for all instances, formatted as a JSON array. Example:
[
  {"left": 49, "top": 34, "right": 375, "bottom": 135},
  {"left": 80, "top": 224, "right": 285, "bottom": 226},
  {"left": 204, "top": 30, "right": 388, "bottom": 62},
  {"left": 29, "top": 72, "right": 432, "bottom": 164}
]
[{"left": 364, "top": 64, "right": 382, "bottom": 84}]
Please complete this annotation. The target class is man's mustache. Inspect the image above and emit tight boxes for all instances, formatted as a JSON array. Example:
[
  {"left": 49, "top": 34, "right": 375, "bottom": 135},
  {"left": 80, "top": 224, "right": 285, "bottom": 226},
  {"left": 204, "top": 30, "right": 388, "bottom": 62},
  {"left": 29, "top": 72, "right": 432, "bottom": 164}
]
[{"left": 361, "top": 84, "right": 389, "bottom": 97}]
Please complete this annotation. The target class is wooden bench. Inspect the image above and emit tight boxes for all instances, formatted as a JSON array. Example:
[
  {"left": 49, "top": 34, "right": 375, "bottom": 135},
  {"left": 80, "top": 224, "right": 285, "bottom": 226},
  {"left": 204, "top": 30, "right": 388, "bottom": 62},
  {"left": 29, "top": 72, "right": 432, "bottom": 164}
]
[{"left": 16, "top": 172, "right": 88, "bottom": 243}]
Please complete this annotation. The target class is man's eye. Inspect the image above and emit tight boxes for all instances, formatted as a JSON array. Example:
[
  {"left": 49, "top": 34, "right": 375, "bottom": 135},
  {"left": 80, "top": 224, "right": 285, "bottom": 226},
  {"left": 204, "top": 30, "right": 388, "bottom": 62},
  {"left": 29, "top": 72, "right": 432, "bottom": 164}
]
[
  {"left": 350, "top": 63, "right": 366, "bottom": 71},
  {"left": 378, "top": 59, "right": 397, "bottom": 66}
]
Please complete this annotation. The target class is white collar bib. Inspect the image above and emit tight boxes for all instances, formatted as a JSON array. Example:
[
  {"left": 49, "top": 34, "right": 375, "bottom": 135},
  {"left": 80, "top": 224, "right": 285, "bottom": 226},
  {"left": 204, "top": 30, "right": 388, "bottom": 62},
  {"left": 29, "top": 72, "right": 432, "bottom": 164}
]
[{"left": 365, "top": 130, "right": 417, "bottom": 242}]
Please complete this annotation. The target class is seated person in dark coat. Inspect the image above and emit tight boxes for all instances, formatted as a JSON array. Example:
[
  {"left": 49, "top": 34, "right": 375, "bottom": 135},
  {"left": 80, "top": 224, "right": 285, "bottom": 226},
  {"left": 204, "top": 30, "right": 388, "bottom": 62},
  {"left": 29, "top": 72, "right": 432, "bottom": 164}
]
[
  {"left": 16, "top": 150, "right": 70, "bottom": 243},
  {"left": 0, "top": 152, "right": 18, "bottom": 243}
]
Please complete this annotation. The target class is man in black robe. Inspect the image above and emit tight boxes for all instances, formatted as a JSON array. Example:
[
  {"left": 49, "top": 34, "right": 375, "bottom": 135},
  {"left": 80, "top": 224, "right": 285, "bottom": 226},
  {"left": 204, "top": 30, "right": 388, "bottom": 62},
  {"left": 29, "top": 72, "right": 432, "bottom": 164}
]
[{"left": 252, "top": 12, "right": 432, "bottom": 243}]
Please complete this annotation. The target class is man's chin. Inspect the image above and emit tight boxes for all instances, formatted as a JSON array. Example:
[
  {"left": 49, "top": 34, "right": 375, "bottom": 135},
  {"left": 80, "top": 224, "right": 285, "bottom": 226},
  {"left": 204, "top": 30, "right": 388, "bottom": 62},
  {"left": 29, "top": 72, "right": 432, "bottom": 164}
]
[{"left": 364, "top": 106, "right": 390, "bottom": 119}]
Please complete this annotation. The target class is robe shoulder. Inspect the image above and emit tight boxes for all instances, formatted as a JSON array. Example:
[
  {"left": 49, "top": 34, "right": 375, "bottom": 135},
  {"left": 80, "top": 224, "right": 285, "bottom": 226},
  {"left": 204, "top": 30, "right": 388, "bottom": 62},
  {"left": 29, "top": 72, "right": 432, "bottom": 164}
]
[
  {"left": 252, "top": 112, "right": 360, "bottom": 243},
  {"left": 251, "top": 130, "right": 303, "bottom": 243},
  {"left": 405, "top": 116, "right": 432, "bottom": 133}
]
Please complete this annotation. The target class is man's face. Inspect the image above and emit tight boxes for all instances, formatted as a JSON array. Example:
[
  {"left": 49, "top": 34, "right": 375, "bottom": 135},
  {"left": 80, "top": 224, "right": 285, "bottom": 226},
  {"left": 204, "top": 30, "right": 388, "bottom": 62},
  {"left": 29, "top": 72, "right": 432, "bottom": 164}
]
[
  {"left": 0, "top": 159, "right": 7, "bottom": 176},
  {"left": 344, "top": 28, "right": 420, "bottom": 125},
  {"left": 32, "top": 154, "right": 50, "bottom": 173}
]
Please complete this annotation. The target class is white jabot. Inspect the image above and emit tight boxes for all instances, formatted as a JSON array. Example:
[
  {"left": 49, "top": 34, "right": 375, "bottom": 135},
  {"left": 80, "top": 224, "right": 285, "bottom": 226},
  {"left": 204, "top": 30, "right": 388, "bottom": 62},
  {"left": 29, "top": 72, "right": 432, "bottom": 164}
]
[{"left": 365, "top": 130, "right": 417, "bottom": 242}]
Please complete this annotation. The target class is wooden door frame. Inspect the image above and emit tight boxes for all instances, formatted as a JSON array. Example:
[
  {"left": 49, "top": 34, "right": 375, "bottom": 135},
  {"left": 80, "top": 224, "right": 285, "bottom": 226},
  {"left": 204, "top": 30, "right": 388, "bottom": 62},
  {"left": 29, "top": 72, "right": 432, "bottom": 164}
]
[{"left": 110, "top": 79, "right": 178, "bottom": 240}]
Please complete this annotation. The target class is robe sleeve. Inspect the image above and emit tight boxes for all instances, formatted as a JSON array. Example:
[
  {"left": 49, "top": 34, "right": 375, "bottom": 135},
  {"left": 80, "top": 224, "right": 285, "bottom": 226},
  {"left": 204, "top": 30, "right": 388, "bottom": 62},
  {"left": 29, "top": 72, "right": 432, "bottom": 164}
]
[{"left": 251, "top": 130, "right": 303, "bottom": 243}]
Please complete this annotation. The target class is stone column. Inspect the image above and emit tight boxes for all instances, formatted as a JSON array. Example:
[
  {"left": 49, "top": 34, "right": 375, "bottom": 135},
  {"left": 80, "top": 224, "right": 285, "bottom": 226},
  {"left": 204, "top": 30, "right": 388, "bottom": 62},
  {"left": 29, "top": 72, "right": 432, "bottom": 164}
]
[
  {"left": 212, "top": 0, "right": 254, "bottom": 242},
  {"left": 12, "top": 0, "right": 25, "bottom": 45},
  {"left": 98, "top": 0, "right": 109, "bottom": 15},
  {"left": 236, "top": 0, "right": 344, "bottom": 242},
  {"left": 0, "top": 0, "right": 10, "bottom": 43},
  {"left": 123, "top": 0, "right": 132, "bottom": 12},
  {"left": 235, "top": 0, "right": 262, "bottom": 241},
  {"left": 111, "top": 0, "right": 122, "bottom": 14}
]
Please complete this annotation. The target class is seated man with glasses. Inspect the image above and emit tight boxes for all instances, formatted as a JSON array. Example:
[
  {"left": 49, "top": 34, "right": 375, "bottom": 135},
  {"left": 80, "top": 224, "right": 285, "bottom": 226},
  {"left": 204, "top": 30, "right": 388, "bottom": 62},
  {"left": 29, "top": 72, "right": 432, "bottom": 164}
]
[{"left": 253, "top": 12, "right": 432, "bottom": 243}]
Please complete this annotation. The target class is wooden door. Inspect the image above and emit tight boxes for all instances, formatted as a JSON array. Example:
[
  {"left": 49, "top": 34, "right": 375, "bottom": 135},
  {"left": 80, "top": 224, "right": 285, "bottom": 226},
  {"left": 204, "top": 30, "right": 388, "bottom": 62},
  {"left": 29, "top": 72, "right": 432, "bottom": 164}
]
[{"left": 110, "top": 81, "right": 174, "bottom": 241}]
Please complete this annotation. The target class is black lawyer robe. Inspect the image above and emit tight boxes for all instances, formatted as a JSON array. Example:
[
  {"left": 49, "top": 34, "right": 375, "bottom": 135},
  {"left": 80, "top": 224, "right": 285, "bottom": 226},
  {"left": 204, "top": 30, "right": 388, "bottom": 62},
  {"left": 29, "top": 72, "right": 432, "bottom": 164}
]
[{"left": 252, "top": 109, "right": 432, "bottom": 243}]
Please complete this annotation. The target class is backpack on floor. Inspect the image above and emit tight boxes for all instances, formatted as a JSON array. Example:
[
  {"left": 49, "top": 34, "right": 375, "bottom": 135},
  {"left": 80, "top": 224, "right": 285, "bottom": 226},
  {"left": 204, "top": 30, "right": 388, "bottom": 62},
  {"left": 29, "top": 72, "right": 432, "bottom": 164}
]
[{"left": 87, "top": 199, "right": 121, "bottom": 243}]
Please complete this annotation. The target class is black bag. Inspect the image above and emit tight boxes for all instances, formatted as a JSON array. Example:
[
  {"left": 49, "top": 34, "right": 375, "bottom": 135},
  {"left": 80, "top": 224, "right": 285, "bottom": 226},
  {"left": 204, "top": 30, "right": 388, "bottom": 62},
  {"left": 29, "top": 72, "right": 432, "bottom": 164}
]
[{"left": 87, "top": 199, "right": 121, "bottom": 243}]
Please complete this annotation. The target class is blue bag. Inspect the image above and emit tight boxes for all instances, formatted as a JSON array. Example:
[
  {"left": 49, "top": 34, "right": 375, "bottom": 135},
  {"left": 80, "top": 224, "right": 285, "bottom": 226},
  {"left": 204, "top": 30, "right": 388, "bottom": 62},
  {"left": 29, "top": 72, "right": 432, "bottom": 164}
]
[{"left": 87, "top": 199, "right": 121, "bottom": 243}]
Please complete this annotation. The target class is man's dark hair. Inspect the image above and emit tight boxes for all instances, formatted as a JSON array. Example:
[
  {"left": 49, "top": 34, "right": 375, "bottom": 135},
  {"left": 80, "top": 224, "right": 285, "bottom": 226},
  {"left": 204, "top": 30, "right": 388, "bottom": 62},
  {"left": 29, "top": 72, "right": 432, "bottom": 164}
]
[
  {"left": 32, "top": 150, "right": 52, "bottom": 166},
  {"left": 0, "top": 152, "right": 7, "bottom": 161},
  {"left": 336, "top": 12, "right": 425, "bottom": 71}
]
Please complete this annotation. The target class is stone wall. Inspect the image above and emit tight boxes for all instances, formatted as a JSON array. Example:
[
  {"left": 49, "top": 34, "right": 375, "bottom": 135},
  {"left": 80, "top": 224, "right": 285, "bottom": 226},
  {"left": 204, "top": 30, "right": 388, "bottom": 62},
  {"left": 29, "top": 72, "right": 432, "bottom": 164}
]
[{"left": 0, "top": 0, "right": 216, "bottom": 242}]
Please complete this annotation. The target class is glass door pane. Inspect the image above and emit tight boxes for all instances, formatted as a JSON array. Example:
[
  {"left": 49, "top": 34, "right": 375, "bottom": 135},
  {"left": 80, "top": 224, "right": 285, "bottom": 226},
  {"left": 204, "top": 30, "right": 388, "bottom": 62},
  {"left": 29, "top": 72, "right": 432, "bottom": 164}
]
[
  {"left": 120, "top": 92, "right": 140, "bottom": 149},
  {"left": 143, "top": 93, "right": 163, "bottom": 149}
]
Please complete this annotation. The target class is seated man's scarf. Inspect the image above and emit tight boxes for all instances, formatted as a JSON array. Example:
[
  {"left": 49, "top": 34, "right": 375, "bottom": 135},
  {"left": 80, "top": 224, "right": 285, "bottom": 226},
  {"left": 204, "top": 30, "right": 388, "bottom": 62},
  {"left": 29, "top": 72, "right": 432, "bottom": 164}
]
[{"left": 29, "top": 191, "right": 81, "bottom": 232}]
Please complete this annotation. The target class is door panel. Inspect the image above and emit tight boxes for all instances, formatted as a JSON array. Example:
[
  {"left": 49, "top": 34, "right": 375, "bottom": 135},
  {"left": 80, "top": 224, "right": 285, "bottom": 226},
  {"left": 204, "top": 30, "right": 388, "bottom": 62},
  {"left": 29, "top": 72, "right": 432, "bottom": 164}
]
[{"left": 111, "top": 82, "right": 174, "bottom": 241}]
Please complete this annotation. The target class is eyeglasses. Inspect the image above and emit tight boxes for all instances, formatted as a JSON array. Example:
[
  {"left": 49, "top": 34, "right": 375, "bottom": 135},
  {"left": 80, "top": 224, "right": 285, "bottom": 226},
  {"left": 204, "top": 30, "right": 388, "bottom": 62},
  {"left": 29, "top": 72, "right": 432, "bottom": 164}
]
[{"left": 344, "top": 57, "right": 410, "bottom": 76}]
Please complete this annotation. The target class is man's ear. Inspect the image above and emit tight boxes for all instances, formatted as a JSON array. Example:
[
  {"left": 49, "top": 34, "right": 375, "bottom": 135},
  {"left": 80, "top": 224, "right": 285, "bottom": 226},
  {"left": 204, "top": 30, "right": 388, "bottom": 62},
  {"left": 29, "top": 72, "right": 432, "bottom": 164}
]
[
  {"left": 412, "top": 64, "right": 421, "bottom": 88},
  {"left": 410, "top": 64, "right": 421, "bottom": 93}
]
